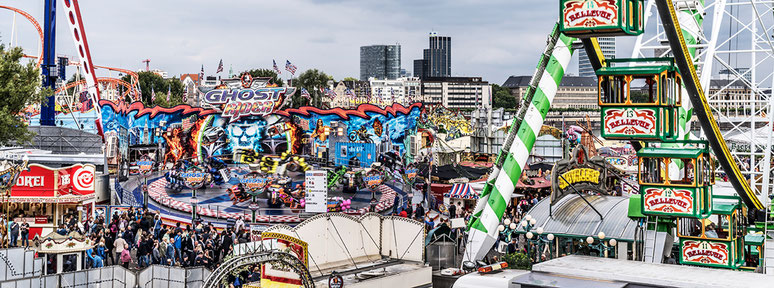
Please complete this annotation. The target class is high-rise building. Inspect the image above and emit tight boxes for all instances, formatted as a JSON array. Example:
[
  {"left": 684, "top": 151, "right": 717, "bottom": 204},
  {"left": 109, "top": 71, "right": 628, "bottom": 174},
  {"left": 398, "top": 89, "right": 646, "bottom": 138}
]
[
  {"left": 414, "top": 32, "right": 451, "bottom": 79},
  {"left": 360, "top": 45, "right": 401, "bottom": 80},
  {"left": 578, "top": 37, "right": 615, "bottom": 77}
]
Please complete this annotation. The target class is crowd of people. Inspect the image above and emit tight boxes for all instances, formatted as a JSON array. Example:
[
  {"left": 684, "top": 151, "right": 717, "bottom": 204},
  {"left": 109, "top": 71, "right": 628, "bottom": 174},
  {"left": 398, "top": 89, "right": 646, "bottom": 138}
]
[{"left": 54, "top": 207, "right": 252, "bottom": 272}]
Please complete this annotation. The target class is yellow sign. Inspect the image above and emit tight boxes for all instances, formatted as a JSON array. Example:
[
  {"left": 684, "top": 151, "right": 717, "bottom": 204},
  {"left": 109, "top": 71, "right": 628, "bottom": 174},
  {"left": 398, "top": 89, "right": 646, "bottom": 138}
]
[{"left": 558, "top": 168, "right": 600, "bottom": 189}]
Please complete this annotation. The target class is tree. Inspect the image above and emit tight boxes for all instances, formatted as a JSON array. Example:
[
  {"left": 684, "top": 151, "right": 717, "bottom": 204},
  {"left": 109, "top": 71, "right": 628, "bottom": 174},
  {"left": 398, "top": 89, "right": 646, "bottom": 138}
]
[
  {"left": 342, "top": 77, "right": 358, "bottom": 82},
  {"left": 293, "top": 69, "right": 334, "bottom": 108},
  {"left": 492, "top": 84, "right": 518, "bottom": 109},
  {"left": 121, "top": 71, "right": 185, "bottom": 107},
  {"left": 244, "top": 68, "right": 284, "bottom": 87},
  {"left": 0, "top": 44, "right": 52, "bottom": 145}
]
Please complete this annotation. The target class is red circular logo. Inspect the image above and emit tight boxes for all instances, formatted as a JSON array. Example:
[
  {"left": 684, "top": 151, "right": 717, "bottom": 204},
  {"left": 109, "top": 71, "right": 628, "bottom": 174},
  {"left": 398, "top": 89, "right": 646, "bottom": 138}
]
[{"left": 73, "top": 166, "right": 94, "bottom": 191}]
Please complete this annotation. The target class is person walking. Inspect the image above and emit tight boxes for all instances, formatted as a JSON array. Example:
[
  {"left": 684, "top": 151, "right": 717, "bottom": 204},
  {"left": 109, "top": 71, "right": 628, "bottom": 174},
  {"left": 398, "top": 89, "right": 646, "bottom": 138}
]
[
  {"left": 114, "top": 233, "right": 127, "bottom": 264},
  {"left": 120, "top": 243, "right": 131, "bottom": 268},
  {"left": 414, "top": 204, "right": 425, "bottom": 221}
]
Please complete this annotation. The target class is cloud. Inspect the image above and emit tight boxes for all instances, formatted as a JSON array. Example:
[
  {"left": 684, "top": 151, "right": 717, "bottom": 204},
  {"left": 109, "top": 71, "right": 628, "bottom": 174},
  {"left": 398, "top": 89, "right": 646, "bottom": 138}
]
[{"left": 0, "top": 0, "right": 587, "bottom": 84}]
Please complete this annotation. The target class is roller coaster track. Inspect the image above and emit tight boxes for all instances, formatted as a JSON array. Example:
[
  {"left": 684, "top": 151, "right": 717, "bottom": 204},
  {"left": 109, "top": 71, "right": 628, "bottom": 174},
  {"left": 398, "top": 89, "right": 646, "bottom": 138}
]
[
  {"left": 55, "top": 77, "right": 133, "bottom": 98},
  {"left": 655, "top": 0, "right": 763, "bottom": 210},
  {"left": 0, "top": 5, "right": 43, "bottom": 66}
]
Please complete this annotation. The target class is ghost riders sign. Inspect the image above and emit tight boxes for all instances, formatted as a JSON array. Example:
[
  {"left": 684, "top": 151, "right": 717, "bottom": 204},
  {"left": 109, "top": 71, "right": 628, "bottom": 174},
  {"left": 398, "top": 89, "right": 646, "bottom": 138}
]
[{"left": 203, "top": 79, "right": 295, "bottom": 123}]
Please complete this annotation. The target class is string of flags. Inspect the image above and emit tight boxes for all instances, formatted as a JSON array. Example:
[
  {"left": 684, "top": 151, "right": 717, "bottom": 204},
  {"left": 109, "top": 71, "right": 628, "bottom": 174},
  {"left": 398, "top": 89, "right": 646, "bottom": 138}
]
[{"left": 300, "top": 88, "right": 312, "bottom": 100}]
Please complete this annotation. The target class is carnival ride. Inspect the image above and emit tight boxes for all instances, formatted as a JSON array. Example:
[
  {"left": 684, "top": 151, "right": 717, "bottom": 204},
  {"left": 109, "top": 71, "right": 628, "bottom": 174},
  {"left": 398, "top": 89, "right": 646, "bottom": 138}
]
[
  {"left": 465, "top": 0, "right": 772, "bottom": 272},
  {"left": 2, "top": 1, "right": 141, "bottom": 131}
]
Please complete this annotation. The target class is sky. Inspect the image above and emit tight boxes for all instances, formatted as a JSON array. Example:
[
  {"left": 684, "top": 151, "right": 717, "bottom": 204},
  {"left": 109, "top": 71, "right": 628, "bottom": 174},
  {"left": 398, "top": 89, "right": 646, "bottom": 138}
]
[{"left": 0, "top": 0, "right": 601, "bottom": 85}]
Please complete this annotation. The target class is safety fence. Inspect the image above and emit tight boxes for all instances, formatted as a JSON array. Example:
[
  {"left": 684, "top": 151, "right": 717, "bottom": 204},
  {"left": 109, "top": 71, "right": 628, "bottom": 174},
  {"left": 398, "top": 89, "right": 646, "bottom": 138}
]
[{"left": 0, "top": 264, "right": 210, "bottom": 288}]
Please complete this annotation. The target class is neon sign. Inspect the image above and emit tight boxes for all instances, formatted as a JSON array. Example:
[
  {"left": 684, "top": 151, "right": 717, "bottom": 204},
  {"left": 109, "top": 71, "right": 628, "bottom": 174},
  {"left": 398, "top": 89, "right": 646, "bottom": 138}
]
[{"left": 204, "top": 87, "right": 293, "bottom": 123}]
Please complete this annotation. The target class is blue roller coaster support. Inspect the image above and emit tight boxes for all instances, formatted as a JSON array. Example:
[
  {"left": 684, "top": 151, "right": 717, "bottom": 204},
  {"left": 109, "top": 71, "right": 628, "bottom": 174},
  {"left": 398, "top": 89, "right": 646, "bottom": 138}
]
[{"left": 40, "top": 0, "right": 57, "bottom": 126}]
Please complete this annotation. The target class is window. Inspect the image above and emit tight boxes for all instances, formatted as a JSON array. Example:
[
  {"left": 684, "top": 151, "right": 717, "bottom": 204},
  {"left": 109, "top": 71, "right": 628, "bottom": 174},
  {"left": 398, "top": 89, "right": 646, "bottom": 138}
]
[
  {"left": 678, "top": 214, "right": 730, "bottom": 240},
  {"left": 630, "top": 75, "right": 658, "bottom": 103},
  {"left": 599, "top": 76, "right": 627, "bottom": 104},
  {"left": 640, "top": 157, "right": 665, "bottom": 184},
  {"left": 668, "top": 158, "right": 695, "bottom": 185}
]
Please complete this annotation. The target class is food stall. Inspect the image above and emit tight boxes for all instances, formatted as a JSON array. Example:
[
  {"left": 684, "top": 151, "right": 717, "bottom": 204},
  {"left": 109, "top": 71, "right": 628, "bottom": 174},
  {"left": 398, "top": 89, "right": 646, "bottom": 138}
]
[{"left": 7, "top": 164, "right": 96, "bottom": 238}]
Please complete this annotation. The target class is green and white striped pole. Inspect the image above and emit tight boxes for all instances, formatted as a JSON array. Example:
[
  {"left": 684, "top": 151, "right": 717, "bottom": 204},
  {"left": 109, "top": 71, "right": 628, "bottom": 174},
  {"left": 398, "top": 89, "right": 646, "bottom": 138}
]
[
  {"left": 464, "top": 25, "right": 576, "bottom": 262},
  {"left": 667, "top": 1, "right": 704, "bottom": 178}
]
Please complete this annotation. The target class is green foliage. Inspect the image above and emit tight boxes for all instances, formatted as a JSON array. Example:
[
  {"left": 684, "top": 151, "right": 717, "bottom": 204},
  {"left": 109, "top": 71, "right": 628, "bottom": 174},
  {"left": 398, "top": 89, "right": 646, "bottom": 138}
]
[
  {"left": 293, "top": 69, "right": 334, "bottom": 108},
  {"left": 244, "top": 68, "right": 284, "bottom": 87},
  {"left": 342, "top": 77, "right": 358, "bottom": 82},
  {"left": 503, "top": 252, "right": 532, "bottom": 270},
  {"left": 121, "top": 71, "right": 184, "bottom": 107},
  {"left": 0, "top": 44, "right": 52, "bottom": 145},
  {"left": 493, "top": 84, "right": 517, "bottom": 109}
]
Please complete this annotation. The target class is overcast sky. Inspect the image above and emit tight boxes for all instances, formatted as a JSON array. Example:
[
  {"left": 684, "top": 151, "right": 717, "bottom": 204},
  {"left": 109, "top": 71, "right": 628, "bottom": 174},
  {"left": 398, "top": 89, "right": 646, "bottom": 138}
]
[{"left": 1, "top": 0, "right": 638, "bottom": 85}]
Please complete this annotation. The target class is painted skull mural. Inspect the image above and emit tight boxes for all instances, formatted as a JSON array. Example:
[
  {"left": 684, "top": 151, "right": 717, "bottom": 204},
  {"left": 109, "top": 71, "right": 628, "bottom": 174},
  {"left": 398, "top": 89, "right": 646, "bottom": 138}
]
[{"left": 100, "top": 100, "right": 422, "bottom": 164}]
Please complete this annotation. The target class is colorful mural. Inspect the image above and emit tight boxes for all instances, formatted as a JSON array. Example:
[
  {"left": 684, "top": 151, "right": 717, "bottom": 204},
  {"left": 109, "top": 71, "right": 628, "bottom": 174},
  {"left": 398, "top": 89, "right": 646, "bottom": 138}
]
[{"left": 100, "top": 100, "right": 421, "bottom": 164}]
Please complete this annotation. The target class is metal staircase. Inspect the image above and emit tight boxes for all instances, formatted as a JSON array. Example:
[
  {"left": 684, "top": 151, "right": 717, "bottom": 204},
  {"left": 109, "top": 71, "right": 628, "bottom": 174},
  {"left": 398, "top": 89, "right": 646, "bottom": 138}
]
[{"left": 643, "top": 216, "right": 672, "bottom": 264}]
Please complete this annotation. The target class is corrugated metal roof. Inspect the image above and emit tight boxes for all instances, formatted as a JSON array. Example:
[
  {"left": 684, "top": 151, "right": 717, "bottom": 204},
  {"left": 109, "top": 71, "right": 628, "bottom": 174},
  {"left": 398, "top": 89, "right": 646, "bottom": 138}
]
[{"left": 524, "top": 195, "right": 638, "bottom": 241}]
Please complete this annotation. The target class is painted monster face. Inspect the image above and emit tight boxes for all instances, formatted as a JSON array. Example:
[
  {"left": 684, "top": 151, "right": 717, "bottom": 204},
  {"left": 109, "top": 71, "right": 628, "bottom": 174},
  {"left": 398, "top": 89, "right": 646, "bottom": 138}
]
[{"left": 228, "top": 121, "right": 265, "bottom": 152}]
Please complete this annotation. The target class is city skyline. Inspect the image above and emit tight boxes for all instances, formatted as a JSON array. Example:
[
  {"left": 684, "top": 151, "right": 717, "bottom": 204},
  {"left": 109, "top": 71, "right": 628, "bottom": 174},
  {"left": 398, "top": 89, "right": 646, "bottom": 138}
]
[{"left": 0, "top": 0, "right": 578, "bottom": 84}]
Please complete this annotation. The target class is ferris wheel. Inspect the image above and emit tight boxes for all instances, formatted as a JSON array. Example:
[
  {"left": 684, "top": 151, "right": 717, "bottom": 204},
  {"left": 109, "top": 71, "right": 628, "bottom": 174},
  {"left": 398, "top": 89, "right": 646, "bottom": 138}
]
[{"left": 630, "top": 0, "right": 774, "bottom": 206}]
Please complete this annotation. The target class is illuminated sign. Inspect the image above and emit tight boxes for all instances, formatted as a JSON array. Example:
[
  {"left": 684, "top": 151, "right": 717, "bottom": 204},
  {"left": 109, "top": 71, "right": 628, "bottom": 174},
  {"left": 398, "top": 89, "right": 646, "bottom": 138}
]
[
  {"left": 558, "top": 168, "right": 601, "bottom": 190},
  {"left": 203, "top": 87, "right": 293, "bottom": 123},
  {"left": 181, "top": 170, "right": 209, "bottom": 190},
  {"left": 604, "top": 108, "right": 656, "bottom": 136},
  {"left": 137, "top": 155, "right": 154, "bottom": 176},
  {"left": 240, "top": 172, "right": 269, "bottom": 193},
  {"left": 364, "top": 170, "right": 383, "bottom": 189},
  {"left": 682, "top": 240, "right": 729, "bottom": 266},
  {"left": 563, "top": 0, "right": 619, "bottom": 28},
  {"left": 643, "top": 187, "right": 693, "bottom": 214},
  {"left": 405, "top": 167, "right": 418, "bottom": 181},
  {"left": 550, "top": 145, "right": 610, "bottom": 204},
  {"left": 11, "top": 164, "right": 95, "bottom": 198}
]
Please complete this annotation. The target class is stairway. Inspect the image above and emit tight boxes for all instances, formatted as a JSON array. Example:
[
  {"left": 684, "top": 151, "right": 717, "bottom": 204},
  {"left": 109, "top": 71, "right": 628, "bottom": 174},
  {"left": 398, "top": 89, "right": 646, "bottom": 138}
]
[
  {"left": 643, "top": 230, "right": 669, "bottom": 263},
  {"left": 765, "top": 239, "right": 774, "bottom": 274}
]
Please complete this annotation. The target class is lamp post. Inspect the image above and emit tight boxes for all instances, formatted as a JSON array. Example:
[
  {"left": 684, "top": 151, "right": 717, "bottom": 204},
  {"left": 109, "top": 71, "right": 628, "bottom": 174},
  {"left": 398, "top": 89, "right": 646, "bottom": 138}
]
[
  {"left": 586, "top": 232, "right": 616, "bottom": 258},
  {"left": 498, "top": 214, "right": 555, "bottom": 263}
]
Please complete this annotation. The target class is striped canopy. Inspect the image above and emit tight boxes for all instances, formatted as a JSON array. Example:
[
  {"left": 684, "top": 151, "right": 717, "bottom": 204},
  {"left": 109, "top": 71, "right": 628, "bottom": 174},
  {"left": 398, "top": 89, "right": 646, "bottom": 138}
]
[{"left": 445, "top": 183, "right": 478, "bottom": 200}]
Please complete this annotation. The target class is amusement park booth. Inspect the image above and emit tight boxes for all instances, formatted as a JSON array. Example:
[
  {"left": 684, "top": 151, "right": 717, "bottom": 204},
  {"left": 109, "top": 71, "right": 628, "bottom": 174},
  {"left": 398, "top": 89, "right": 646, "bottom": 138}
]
[
  {"left": 32, "top": 231, "right": 94, "bottom": 274},
  {"left": 597, "top": 58, "right": 682, "bottom": 142},
  {"left": 7, "top": 164, "right": 97, "bottom": 238}
]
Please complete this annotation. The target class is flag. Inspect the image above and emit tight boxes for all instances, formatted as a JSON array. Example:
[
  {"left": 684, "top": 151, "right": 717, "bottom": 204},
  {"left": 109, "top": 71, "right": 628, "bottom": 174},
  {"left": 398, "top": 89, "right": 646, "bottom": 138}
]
[
  {"left": 183, "top": 88, "right": 188, "bottom": 102},
  {"left": 200, "top": 65, "right": 204, "bottom": 82},
  {"left": 167, "top": 84, "right": 171, "bottom": 102},
  {"left": 285, "top": 60, "right": 297, "bottom": 75},
  {"left": 216, "top": 59, "right": 224, "bottom": 73},
  {"left": 300, "top": 88, "right": 311, "bottom": 100},
  {"left": 273, "top": 60, "right": 282, "bottom": 75},
  {"left": 151, "top": 86, "right": 156, "bottom": 102}
]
